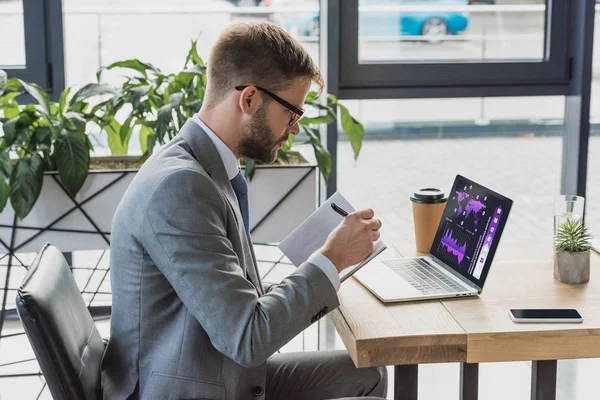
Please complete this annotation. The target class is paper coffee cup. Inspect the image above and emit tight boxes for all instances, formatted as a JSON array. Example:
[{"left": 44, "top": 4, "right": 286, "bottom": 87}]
[{"left": 410, "top": 188, "right": 447, "bottom": 254}]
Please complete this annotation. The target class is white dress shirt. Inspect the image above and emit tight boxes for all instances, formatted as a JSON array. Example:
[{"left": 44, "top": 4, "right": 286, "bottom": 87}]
[{"left": 192, "top": 115, "right": 341, "bottom": 291}]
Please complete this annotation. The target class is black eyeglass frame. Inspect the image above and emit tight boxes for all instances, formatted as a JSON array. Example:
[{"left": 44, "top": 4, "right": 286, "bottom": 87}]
[{"left": 235, "top": 85, "right": 305, "bottom": 125}]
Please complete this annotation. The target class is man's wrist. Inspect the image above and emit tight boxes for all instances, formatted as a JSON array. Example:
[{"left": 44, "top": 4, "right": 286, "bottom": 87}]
[{"left": 319, "top": 248, "right": 342, "bottom": 273}]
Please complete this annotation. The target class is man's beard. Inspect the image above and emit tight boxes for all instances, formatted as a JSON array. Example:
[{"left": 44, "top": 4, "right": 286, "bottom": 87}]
[{"left": 238, "top": 107, "right": 287, "bottom": 163}]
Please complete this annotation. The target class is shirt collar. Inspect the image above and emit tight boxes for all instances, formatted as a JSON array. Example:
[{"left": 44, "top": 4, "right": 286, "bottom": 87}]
[{"left": 192, "top": 114, "right": 240, "bottom": 181}]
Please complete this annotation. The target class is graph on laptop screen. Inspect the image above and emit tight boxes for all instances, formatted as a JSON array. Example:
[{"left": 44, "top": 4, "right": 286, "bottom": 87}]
[{"left": 430, "top": 176, "right": 512, "bottom": 281}]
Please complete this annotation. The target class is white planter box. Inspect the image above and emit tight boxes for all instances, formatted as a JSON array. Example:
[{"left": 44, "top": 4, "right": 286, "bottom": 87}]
[
  {"left": 0, "top": 170, "right": 137, "bottom": 254},
  {"left": 246, "top": 164, "right": 318, "bottom": 244},
  {"left": 0, "top": 162, "right": 319, "bottom": 254}
]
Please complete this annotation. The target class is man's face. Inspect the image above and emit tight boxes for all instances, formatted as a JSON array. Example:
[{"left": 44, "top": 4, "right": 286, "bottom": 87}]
[{"left": 238, "top": 78, "right": 311, "bottom": 163}]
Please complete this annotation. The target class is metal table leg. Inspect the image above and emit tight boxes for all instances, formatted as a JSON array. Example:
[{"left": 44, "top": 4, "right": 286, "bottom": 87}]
[
  {"left": 460, "top": 362, "right": 479, "bottom": 400},
  {"left": 394, "top": 364, "right": 418, "bottom": 400},
  {"left": 531, "top": 360, "right": 557, "bottom": 400}
]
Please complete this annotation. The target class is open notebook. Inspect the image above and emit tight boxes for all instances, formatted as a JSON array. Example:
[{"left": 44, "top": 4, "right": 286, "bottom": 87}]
[{"left": 278, "top": 192, "right": 387, "bottom": 282}]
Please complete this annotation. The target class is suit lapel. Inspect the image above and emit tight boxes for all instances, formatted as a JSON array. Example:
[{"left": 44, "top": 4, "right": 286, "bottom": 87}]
[{"left": 179, "top": 120, "right": 264, "bottom": 295}]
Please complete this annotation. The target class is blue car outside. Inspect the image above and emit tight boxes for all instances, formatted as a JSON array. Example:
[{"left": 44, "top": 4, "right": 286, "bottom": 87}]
[{"left": 280, "top": 0, "right": 469, "bottom": 39}]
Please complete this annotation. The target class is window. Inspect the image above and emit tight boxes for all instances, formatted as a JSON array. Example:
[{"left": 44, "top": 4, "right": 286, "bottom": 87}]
[
  {"left": 357, "top": 0, "right": 546, "bottom": 63},
  {"left": 335, "top": 0, "right": 570, "bottom": 99},
  {"left": 0, "top": 1, "right": 26, "bottom": 66},
  {"left": 62, "top": 0, "right": 321, "bottom": 88},
  {"left": 0, "top": 0, "right": 63, "bottom": 97}
]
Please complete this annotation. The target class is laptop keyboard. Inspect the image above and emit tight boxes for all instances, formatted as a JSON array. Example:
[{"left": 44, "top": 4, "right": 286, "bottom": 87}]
[{"left": 383, "top": 258, "right": 468, "bottom": 295}]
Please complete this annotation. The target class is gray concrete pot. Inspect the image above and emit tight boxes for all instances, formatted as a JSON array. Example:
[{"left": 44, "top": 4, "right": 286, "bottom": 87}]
[{"left": 554, "top": 250, "right": 590, "bottom": 284}]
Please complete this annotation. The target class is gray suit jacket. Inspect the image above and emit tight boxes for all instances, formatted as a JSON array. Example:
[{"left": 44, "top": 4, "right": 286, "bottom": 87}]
[{"left": 101, "top": 119, "right": 340, "bottom": 400}]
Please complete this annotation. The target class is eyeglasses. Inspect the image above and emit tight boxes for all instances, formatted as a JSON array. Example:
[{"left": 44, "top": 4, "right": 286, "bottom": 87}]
[{"left": 235, "top": 85, "right": 305, "bottom": 127}]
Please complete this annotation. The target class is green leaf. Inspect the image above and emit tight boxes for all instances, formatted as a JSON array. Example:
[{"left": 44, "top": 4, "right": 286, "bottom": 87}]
[
  {"left": 90, "top": 97, "right": 114, "bottom": 115},
  {"left": 184, "top": 99, "right": 203, "bottom": 111},
  {"left": 3, "top": 104, "right": 19, "bottom": 119},
  {"left": 119, "top": 115, "right": 135, "bottom": 147},
  {"left": 0, "top": 177, "right": 9, "bottom": 213},
  {"left": 156, "top": 104, "right": 173, "bottom": 142},
  {"left": 184, "top": 40, "right": 205, "bottom": 68},
  {"left": 281, "top": 132, "right": 296, "bottom": 151},
  {"left": 0, "top": 92, "right": 21, "bottom": 105},
  {"left": 32, "top": 126, "right": 52, "bottom": 146},
  {"left": 182, "top": 64, "right": 206, "bottom": 76},
  {"left": 64, "top": 111, "right": 87, "bottom": 133},
  {"left": 96, "top": 66, "right": 105, "bottom": 82},
  {"left": 55, "top": 131, "right": 90, "bottom": 197},
  {"left": 18, "top": 80, "right": 51, "bottom": 117},
  {"left": 0, "top": 149, "right": 11, "bottom": 178},
  {"left": 2, "top": 117, "right": 18, "bottom": 138},
  {"left": 305, "top": 91, "right": 320, "bottom": 103},
  {"left": 129, "top": 85, "right": 150, "bottom": 110},
  {"left": 139, "top": 125, "right": 153, "bottom": 153},
  {"left": 5, "top": 78, "right": 21, "bottom": 92},
  {"left": 58, "top": 87, "right": 72, "bottom": 114},
  {"left": 106, "top": 59, "right": 160, "bottom": 78},
  {"left": 299, "top": 115, "right": 334, "bottom": 126},
  {"left": 70, "top": 83, "right": 116, "bottom": 107},
  {"left": 302, "top": 126, "right": 332, "bottom": 182},
  {"left": 338, "top": 103, "right": 364, "bottom": 161},
  {"left": 169, "top": 93, "right": 184, "bottom": 108},
  {"left": 10, "top": 154, "right": 45, "bottom": 219},
  {"left": 102, "top": 117, "right": 127, "bottom": 155},
  {"left": 243, "top": 158, "right": 257, "bottom": 181}
]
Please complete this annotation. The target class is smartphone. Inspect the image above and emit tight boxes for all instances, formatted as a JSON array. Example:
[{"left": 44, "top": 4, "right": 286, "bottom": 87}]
[{"left": 509, "top": 309, "right": 583, "bottom": 323}]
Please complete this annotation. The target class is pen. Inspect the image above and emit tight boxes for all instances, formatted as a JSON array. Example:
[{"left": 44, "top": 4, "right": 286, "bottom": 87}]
[{"left": 331, "top": 202, "right": 349, "bottom": 217}]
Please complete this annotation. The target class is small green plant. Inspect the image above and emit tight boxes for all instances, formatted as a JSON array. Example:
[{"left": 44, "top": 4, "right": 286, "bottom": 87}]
[{"left": 554, "top": 219, "right": 592, "bottom": 253}]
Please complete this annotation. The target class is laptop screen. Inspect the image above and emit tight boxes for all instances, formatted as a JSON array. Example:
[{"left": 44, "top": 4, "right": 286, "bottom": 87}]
[{"left": 429, "top": 175, "right": 513, "bottom": 288}]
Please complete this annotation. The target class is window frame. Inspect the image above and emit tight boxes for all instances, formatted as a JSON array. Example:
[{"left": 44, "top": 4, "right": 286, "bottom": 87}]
[
  {"left": 336, "top": 0, "right": 572, "bottom": 99},
  {"left": 1, "top": 0, "right": 64, "bottom": 100}
]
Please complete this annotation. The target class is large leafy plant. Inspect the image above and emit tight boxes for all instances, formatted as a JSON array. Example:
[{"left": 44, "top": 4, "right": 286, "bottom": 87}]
[
  {"left": 97, "top": 41, "right": 364, "bottom": 181},
  {"left": 0, "top": 71, "right": 115, "bottom": 219}
]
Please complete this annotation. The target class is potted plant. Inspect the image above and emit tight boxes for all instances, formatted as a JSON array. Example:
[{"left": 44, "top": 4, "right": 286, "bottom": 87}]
[
  {"left": 0, "top": 71, "right": 139, "bottom": 254},
  {"left": 554, "top": 218, "right": 592, "bottom": 284}
]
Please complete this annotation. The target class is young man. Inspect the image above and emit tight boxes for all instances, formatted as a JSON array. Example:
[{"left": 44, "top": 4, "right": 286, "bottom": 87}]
[{"left": 101, "top": 22, "right": 386, "bottom": 400}]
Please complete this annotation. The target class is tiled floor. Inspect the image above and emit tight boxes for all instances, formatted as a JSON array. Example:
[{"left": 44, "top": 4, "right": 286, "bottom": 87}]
[{"left": 1, "top": 137, "right": 600, "bottom": 399}]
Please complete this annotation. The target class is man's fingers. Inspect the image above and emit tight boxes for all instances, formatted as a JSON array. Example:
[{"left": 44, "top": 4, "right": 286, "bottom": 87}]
[
  {"left": 369, "top": 218, "right": 382, "bottom": 231},
  {"left": 370, "top": 230, "right": 381, "bottom": 241},
  {"left": 355, "top": 208, "right": 375, "bottom": 219}
]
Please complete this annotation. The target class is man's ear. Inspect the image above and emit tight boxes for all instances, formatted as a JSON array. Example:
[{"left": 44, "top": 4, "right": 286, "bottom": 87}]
[{"left": 238, "top": 86, "right": 261, "bottom": 116}]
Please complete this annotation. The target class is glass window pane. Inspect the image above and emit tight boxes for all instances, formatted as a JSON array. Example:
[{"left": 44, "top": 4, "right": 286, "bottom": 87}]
[
  {"left": 62, "top": 0, "right": 320, "bottom": 88},
  {"left": 0, "top": 0, "right": 26, "bottom": 66},
  {"left": 338, "top": 96, "right": 564, "bottom": 245},
  {"left": 358, "top": 0, "right": 546, "bottom": 63}
]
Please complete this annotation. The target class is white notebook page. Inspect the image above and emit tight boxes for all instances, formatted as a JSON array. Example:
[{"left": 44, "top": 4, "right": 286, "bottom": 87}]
[{"left": 278, "top": 192, "right": 386, "bottom": 281}]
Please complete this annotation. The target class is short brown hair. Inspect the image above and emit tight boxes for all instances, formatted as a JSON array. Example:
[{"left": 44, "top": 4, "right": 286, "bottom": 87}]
[{"left": 204, "top": 22, "right": 324, "bottom": 108}]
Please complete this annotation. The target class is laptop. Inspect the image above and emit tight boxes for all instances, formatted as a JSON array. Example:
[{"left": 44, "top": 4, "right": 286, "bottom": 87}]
[{"left": 354, "top": 175, "right": 513, "bottom": 303}]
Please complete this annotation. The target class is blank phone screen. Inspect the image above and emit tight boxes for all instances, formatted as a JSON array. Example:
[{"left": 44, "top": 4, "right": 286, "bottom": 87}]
[{"left": 510, "top": 309, "right": 582, "bottom": 319}]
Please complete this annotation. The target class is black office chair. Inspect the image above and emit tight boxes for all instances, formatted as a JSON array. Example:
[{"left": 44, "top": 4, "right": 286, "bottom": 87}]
[{"left": 16, "top": 243, "right": 105, "bottom": 400}]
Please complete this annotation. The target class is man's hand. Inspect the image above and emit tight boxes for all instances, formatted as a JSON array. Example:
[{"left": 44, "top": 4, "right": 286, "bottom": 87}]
[{"left": 319, "top": 208, "right": 382, "bottom": 273}]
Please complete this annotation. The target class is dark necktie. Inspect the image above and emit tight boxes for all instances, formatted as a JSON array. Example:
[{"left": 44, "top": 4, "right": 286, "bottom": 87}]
[{"left": 230, "top": 172, "right": 250, "bottom": 241}]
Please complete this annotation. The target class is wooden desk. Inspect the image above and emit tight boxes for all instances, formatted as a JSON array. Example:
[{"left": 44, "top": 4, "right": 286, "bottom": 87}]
[{"left": 330, "top": 241, "right": 600, "bottom": 400}]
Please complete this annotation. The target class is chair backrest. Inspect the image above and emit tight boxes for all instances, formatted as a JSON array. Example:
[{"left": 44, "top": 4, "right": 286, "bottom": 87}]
[{"left": 16, "top": 244, "right": 104, "bottom": 400}]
